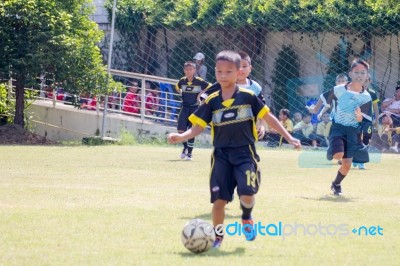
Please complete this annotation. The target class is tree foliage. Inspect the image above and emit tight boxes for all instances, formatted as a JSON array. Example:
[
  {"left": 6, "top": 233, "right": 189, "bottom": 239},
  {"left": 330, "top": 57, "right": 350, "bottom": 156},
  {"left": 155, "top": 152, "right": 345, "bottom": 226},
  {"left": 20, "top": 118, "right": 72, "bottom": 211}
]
[
  {"left": 0, "top": 0, "right": 119, "bottom": 127},
  {"left": 114, "top": 0, "right": 400, "bottom": 35},
  {"left": 271, "top": 45, "right": 300, "bottom": 114}
]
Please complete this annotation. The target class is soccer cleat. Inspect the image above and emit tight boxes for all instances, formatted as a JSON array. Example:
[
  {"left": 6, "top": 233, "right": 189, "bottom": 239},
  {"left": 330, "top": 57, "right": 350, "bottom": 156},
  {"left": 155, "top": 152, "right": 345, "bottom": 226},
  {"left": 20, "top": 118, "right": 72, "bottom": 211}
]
[
  {"left": 180, "top": 148, "right": 187, "bottom": 159},
  {"left": 331, "top": 182, "right": 342, "bottom": 196},
  {"left": 242, "top": 217, "right": 256, "bottom": 241},
  {"left": 185, "top": 153, "right": 193, "bottom": 160},
  {"left": 212, "top": 236, "right": 223, "bottom": 248},
  {"left": 358, "top": 163, "right": 365, "bottom": 170}
]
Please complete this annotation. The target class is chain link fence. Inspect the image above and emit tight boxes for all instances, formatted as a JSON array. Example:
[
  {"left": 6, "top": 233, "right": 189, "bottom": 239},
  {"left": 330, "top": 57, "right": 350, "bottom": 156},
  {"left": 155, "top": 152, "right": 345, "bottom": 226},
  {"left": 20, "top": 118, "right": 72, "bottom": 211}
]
[{"left": 98, "top": 0, "right": 399, "bottom": 118}]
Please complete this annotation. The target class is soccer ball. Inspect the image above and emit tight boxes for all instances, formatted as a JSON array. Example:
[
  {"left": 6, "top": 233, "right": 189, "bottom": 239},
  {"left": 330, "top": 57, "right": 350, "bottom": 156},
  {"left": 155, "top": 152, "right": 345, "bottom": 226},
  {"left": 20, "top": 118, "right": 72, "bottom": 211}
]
[{"left": 181, "top": 219, "right": 215, "bottom": 253}]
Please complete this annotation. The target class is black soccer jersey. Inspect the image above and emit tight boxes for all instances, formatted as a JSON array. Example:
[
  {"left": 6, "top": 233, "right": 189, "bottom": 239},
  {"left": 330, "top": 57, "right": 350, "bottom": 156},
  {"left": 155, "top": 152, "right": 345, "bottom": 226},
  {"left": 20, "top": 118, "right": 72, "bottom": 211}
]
[
  {"left": 175, "top": 76, "right": 211, "bottom": 106},
  {"left": 189, "top": 87, "right": 270, "bottom": 148}
]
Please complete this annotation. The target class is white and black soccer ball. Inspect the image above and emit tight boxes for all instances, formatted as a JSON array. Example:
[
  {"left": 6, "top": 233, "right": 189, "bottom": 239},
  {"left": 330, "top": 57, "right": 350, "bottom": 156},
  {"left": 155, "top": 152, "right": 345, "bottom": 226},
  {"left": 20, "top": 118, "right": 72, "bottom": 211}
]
[{"left": 181, "top": 219, "right": 215, "bottom": 253}]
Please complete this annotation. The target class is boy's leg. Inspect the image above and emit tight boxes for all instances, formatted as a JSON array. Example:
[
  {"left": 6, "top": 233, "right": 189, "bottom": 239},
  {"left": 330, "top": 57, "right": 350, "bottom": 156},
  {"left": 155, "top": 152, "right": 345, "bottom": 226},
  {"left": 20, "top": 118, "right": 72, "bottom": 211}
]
[
  {"left": 210, "top": 148, "right": 234, "bottom": 248},
  {"left": 331, "top": 158, "right": 352, "bottom": 195},
  {"left": 234, "top": 145, "right": 260, "bottom": 241},
  {"left": 212, "top": 199, "right": 227, "bottom": 248},
  {"left": 212, "top": 199, "right": 227, "bottom": 228},
  {"left": 177, "top": 107, "right": 189, "bottom": 158},
  {"left": 186, "top": 138, "right": 195, "bottom": 159},
  {"left": 240, "top": 195, "right": 256, "bottom": 241}
]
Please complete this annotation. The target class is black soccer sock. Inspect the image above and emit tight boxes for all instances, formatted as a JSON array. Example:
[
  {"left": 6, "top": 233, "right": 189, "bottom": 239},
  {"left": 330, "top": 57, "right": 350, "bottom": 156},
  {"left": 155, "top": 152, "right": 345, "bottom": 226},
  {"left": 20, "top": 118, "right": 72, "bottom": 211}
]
[
  {"left": 240, "top": 201, "right": 254, "bottom": 220},
  {"left": 187, "top": 138, "right": 195, "bottom": 154},
  {"left": 333, "top": 171, "right": 346, "bottom": 185},
  {"left": 182, "top": 141, "right": 188, "bottom": 150},
  {"left": 363, "top": 135, "right": 371, "bottom": 146}
]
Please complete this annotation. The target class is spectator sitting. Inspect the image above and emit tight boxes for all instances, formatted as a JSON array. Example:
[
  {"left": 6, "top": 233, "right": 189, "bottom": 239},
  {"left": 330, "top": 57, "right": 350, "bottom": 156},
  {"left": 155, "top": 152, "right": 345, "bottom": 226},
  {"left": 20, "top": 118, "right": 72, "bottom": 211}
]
[
  {"left": 314, "top": 112, "right": 332, "bottom": 147},
  {"left": 145, "top": 81, "right": 160, "bottom": 116},
  {"left": 122, "top": 81, "right": 141, "bottom": 114},
  {"left": 264, "top": 109, "right": 293, "bottom": 147},
  {"left": 381, "top": 85, "right": 400, "bottom": 127},
  {"left": 388, "top": 128, "right": 400, "bottom": 153},
  {"left": 293, "top": 111, "right": 303, "bottom": 126},
  {"left": 370, "top": 113, "right": 395, "bottom": 152},
  {"left": 292, "top": 112, "right": 318, "bottom": 148},
  {"left": 81, "top": 95, "right": 97, "bottom": 110}
]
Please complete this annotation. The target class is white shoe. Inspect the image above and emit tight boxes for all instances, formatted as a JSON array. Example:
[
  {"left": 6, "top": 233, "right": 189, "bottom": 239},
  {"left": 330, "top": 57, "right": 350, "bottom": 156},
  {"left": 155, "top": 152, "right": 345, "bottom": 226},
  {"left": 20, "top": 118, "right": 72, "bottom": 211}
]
[{"left": 180, "top": 149, "right": 187, "bottom": 159}]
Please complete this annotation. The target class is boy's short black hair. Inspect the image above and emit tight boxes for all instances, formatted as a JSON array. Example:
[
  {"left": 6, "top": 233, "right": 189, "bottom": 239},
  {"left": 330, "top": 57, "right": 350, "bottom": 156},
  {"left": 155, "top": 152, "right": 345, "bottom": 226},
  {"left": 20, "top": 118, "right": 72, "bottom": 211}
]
[
  {"left": 335, "top": 73, "right": 348, "bottom": 82},
  {"left": 238, "top": 50, "right": 251, "bottom": 65},
  {"left": 279, "top": 108, "right": 290, "bottom": 118},
  {"left": 351, "top": 58, "right": 370, "bottom": 71},
  {"left": 215, "top": 50, "right": 241, "bottom": 69},
  {"left": 184, "top": 61, "right": 196, "bottom": 69}
]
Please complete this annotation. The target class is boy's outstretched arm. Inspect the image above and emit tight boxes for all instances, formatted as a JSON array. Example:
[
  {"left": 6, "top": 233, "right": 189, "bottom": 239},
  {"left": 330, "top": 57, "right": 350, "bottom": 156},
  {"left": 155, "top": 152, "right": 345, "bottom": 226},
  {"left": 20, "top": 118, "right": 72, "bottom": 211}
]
[
  {"left": 306, "top": 99, "right": 323, "bottom": 114},
  {"left": 262, "top": 112, "right": 301, "bottom": 149},
  {"left": 167, "top": 125, "right": 204, "bottom": 144}
]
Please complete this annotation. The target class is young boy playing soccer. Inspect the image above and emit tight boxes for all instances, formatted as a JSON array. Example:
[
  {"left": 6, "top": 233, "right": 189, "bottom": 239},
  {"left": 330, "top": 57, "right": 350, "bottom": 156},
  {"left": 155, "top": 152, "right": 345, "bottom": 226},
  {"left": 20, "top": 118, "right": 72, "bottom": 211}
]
[
  {"left": 322, "top": 58, "right": 372, "bottom": 195},
  {"left": 198, "top": 50, "right": 268, "bottom": 138},
  {"left": 175, "top": 61, "right": 211, "bottom": 160},
  {"left": 168, "top": 51, "right": 301, "bottom": 248}
]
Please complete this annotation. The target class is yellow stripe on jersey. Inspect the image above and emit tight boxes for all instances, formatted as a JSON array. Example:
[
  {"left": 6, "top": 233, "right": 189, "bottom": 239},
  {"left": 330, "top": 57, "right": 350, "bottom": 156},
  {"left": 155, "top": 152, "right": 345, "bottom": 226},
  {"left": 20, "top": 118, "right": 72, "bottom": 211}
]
[
  {"left": 222, "top": 99, "right": 234, "bottom": 107},
  {"left": 257, "top": 105, "right": 270, "bottom": 119},
  {"left": 205, "top": 91, "right": 219, "bottom": 104},
  {"left": 189, "top": 113, "right": 208, "bottom": 129}
]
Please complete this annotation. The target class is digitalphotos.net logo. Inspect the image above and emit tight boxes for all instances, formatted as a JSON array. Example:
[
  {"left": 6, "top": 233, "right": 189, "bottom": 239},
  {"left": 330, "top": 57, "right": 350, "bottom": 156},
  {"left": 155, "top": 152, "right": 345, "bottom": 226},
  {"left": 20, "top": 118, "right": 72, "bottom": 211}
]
[{"left": 214, "top": 221, "right": 383, "bottom": 240}]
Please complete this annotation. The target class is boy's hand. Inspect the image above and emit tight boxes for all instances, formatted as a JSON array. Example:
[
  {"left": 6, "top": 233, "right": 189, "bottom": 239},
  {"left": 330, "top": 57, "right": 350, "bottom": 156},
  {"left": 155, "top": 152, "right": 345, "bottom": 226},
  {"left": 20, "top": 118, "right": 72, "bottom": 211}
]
[
  {"left": 306, "top": 104, "right": 315, "bottom": 112},
  {"left": 289, "top": 137, "right": 301, "bottom": 150},
  {"left": 167, "top": 133, "right": 183, "bottom": 144},
  {"left": 355, "top": 107, "right": 362, "bottom": 122},
  {"left": 257, "top": 125, "right": 266, "bottom": 139}
]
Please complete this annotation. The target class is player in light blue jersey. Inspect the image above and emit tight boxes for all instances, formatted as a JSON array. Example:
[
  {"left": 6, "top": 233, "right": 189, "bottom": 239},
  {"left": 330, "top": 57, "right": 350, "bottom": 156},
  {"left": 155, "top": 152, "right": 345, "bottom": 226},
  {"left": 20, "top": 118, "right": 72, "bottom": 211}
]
[{"left": 320, "top": 58, "right": 372, "bottom": 195}]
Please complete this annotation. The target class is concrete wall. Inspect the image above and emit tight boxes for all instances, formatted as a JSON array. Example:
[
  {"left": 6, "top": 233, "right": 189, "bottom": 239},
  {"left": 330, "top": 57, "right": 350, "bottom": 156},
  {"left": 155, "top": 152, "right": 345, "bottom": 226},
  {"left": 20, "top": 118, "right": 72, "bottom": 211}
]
[{"left": 28, "top": 100, "right": 212, "bottom": 144}]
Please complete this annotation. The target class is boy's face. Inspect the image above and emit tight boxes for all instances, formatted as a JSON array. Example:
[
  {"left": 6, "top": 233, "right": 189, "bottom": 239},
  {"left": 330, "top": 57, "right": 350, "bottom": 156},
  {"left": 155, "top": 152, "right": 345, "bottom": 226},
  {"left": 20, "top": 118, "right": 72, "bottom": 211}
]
[
  {"left": 215, "top": 60, "right": 239, "bottom": 88},
  {"left": 278, "top": 112, "right": 287, "bottom": 121},
  {"left": 184, "top": 66, "right": 196, "bottom": 78},
  {"left": 294, "top": 112, "right": 302, "bottom": 121},
  {"left": 349, "top": 64, "right": 368, "bottom": 85},
  {"left": 321, "top": 113, "right": 330, "bottom": 122},
  {"left": 336, "top": 78, "right": 347, "bottom": 85},
  {"left": 382, "top": 116, "right": 390, "bottom": 125},
  {"left": 237, "top": 59, "right": 252, "bottom": 82},
  {"left": 303, "top": 115, "right": 312, "bottom": 124}
]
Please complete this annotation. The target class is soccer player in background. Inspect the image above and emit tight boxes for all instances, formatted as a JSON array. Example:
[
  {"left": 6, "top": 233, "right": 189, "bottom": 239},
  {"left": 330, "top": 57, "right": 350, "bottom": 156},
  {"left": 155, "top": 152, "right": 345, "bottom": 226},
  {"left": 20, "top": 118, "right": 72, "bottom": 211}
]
[
  {"left": 352, "top": 74, "right": 380, "bottom": 169},
  {"left": 322, "top": 58, "right": 372, "bottom": 195},
  {"left": 175, "top": 61, "right": 211, "bottom": 160},
  {"left": 168, "top": 50, "right": 301, "bottom": 248}
]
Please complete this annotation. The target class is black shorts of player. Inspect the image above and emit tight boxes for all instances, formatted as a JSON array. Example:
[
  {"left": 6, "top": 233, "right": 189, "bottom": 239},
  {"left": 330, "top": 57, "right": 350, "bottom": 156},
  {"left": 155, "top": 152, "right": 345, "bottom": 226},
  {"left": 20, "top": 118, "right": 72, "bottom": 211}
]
[
  {"left": 209, "top": 144, "right": 261, "bottom": 203},
  {"left": 360, "top": 120, "right": 373, "bottom": 142},
  {"left": 327, "top": 122, "right": 369, "bottom": 162},
  {"left": 177, "top": 105, "right": 198, "bottom": 131}
]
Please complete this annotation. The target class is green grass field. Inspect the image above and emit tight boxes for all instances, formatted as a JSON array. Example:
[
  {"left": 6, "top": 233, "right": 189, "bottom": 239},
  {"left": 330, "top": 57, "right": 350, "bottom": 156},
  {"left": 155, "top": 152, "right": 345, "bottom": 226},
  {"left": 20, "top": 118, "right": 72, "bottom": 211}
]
[{"left": 0, "top": 145, "right": 399, "bottom": 265}]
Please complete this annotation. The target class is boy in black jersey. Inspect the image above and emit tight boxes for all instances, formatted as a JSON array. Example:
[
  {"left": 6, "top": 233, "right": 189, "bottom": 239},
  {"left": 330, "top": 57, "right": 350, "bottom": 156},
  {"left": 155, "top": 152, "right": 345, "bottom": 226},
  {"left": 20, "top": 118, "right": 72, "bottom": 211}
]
[
  {"left": 168, "top": 51, "right": 300, "bottom": 248},
  {"left": 175, "top": 61, "right": 211, "bottom": 160}
]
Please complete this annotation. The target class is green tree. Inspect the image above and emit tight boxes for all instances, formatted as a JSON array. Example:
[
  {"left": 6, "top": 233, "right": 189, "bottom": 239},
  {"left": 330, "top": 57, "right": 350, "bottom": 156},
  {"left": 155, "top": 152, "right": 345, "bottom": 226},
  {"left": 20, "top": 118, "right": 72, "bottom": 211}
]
[
  {"left": 323, "top": 39, "right": 353, "bottom": 91},
  {"left": 271, "top": 45, "right": 300, "bottom": 114},
  {"left": 0, "top": 0, "right": 117, "bottom": 127}
]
